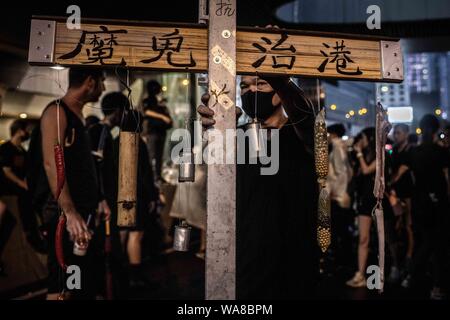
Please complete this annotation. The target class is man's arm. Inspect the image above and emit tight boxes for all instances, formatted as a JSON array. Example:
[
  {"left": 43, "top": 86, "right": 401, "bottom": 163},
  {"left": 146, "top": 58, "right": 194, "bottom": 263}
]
[
  {"left": 392, "top": 164, "right": 409, "bottom": 184},
  {"left": 0, "top": 146, "right": 27, "bottom": 189},
  {"left": 2, "top": 167, "right": 27, "bottom": 189},
  {"left": 265, "top": 77, "right": 315, "bottom": 150},
  {"left": 145, "top": 109, "right": 172, "bottom": 125},
  {"left": 41, "top": 104, "right": 90, "bottom": 240}
]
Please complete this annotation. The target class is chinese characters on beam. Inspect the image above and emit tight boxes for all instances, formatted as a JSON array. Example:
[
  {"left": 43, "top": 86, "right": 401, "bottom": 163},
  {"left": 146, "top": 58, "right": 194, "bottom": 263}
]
[
  {"left": 318, "top": 40, "right": 363, "bottom": 75},
  {"left": 59, "top": 26, "right": 197, "bottom": 68},
  {"left": 140, "top": 29, "right": 196, "bottom": 68},
  {"left": 49, "top": 21, "right": 394, "bottom": 80},
  {"left": 215, "top": 0, "right": 235, "bottom": 16},
  {"left": 252, "top": 33, "right": 296, "bottom": 69},
  {"left": 59, "top": 26, "right": 127, "bottom": 65}
]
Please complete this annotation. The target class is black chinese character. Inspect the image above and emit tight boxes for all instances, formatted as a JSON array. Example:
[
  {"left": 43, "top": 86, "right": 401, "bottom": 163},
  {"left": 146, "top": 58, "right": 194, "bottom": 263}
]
[
  {"left": 252, "top": 33, "right": 296, "bottom": 69},
  {"left": 318, "top": 40, "right": 362, "bottom": 75},
  {"left": 59, "top": 26, "right": 127, "bottom": 65},
  {"left": 140, "top": 29, "right": 196, "bottom": 68},
  {"left": 215, "top": 0, "right": 235, "bottom": 16}
]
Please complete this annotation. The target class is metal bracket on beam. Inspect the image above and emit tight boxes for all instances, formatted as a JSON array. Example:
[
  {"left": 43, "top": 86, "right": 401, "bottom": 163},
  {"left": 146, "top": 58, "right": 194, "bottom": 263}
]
[
  {"left": 197, "top": 74, "right": 209, "bottom": 87},
  {"left": 28, "top": 20, "right": 56, "bottom": 64},
  {"left": 380, "top": 40, "right": 403, "bottom": 81}
]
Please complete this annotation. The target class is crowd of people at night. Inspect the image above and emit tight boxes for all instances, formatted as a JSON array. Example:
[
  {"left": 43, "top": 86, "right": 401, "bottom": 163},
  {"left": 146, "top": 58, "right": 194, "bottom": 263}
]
[{"left": 0, "top": 67, "right": 449, "bottom": 300}]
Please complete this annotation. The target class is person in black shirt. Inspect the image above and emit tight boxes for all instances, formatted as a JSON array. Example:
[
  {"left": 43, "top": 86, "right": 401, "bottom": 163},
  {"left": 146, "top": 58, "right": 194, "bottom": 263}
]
[
  {"left": 0, "top": 119, "right": 29, "bottom": 194},
  {"left": 198, "top": 76, "right": 318, "bottom": 299},
  {"left": 27, "top": 67, "right": 106, "bottom": 300},
  {"left": 0, "top": 120, "right": 37, "bottom": 233},
  {"left": 390, "top": 123, "right": 414, "bottom": 281},
  {"left": 88, "top": 92, "right": 128, "bottom": 297},
  {"left": 0, "top": 119, "right": 29, "bottom": 276},
  {"left": 88, "top": 92, "right": 129, "bottom": 224},
  {"left": 403, "top": 115, "right": 449, "bottom": 299},
  {"left": 142, "top": 80, "right": 173, "bottom": 182}
]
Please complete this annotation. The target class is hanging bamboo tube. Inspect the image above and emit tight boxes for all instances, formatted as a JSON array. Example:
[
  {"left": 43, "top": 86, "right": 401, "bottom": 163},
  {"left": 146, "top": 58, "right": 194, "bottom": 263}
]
[{"left": 117, "top": 131, "right": 139, "bottom": 227}]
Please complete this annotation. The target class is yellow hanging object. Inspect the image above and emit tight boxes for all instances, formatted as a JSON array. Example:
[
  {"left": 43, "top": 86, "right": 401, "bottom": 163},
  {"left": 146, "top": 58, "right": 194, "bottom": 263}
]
[{"left": 314, "top": 108, "right": 331, "bottom": 253}]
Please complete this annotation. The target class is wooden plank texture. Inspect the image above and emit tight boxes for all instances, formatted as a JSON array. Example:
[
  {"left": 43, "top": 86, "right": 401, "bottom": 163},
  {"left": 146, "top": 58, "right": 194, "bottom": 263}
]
[{"left": 28, "top": 20, "right": 403, "bottom": 82}]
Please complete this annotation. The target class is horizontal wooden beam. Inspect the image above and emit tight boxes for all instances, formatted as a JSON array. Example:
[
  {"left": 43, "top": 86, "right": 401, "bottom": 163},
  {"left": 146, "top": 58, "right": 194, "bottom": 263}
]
[{"left": 28, "top": 18, "right": 403, "bottom": 82}]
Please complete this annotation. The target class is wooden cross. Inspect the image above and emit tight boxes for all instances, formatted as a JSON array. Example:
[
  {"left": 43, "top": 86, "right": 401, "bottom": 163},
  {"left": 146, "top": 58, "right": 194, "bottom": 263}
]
[{"left": 27, "top": 0, "right": 403, "bottom": 300}]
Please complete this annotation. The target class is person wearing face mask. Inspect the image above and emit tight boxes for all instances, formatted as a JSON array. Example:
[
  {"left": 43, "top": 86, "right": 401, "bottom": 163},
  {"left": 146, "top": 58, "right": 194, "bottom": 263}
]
[
  {"left": 198, "top": 76, "right": 318, "bottom": 299},
  {"left": 142, "top": 80, "right": 173, "bottom": 183}
]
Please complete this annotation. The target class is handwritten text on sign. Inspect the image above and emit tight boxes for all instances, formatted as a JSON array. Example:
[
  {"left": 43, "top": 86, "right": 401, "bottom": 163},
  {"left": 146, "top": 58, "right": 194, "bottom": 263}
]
[{"left": 52, "top": 22, "right": 387, "bottom": 80}]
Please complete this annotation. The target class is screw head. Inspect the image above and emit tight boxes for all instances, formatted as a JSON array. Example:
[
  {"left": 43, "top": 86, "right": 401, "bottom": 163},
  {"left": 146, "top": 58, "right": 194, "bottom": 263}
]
[
  {"left": 221, "top": 30, "right": 231, "bottom": 39},
  {"left": 213, "top": 55, "right": 222, "bottom": 64}
]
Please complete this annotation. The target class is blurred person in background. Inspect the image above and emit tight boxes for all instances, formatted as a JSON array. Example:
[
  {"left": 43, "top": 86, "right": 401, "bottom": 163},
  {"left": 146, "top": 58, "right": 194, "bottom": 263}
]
[
  {"left": 346, "top": 127, "right": 394, "bottom": 287},
  {"left": 346, "top": 128, "right": 376, "bottom": 287},
  {"left": 0, "top": 119, "right": 39, "bottom": 248},
  {"left": 327, "top": 123, "right": 353, "bottom": 269},
  {"left": 88, "top": 92, "right": 128, "bottom": 297},
  {"left": 389, "top": 124, "right": 415, "bottom": 283},
  {"left": 402, "top": 115, "right": 449, "bottom": 299},
  {"left": 142, "top": 80, "right": 173, "bottom": 183},
  {"left": 0, "top": 119, "right": 29, "bottom": 194},
  {"left": 408, "top": 133, "right": 419, "bottom": 147}
]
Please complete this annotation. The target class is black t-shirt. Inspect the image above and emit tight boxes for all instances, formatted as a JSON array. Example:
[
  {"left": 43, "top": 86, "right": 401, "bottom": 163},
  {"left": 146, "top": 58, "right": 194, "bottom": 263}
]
[
  {"left": 391, "top": 144, "right": 414, "bottom": 198},
  {"left": 143, "top": 98, "right": 172, "bottom": 136},
  {"left": 408, "top": 142, "right": 449, "bottom": 200},
  {"left": 0, "top": 141, "right": 26, "bottom": 195},
  {"left": 27, "top": 101, "right": 99, "bottom": 217},
  {"left": 88, "top": 123, "right": 117, "bottom": 207},
  {"left": 236, "top": 124, "right": 318, "bottom": 299}
]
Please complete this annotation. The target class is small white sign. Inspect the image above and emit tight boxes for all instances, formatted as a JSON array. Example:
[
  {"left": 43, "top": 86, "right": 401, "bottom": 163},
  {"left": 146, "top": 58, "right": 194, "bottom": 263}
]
[{"left": 387, "top": 106, "right": 413, "bottom": 123}]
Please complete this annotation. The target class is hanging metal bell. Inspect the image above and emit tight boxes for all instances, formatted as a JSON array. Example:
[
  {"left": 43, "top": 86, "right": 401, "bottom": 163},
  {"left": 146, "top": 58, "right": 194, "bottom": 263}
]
[
  {"left": 246, "top": 119, "right": 264, "bottom": 158},
  {"left": 173, "top": 220, "right": 191, "bottom": 252},
  {"left": 178, "top": 151, "right": 195, "bottom": 182}
]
